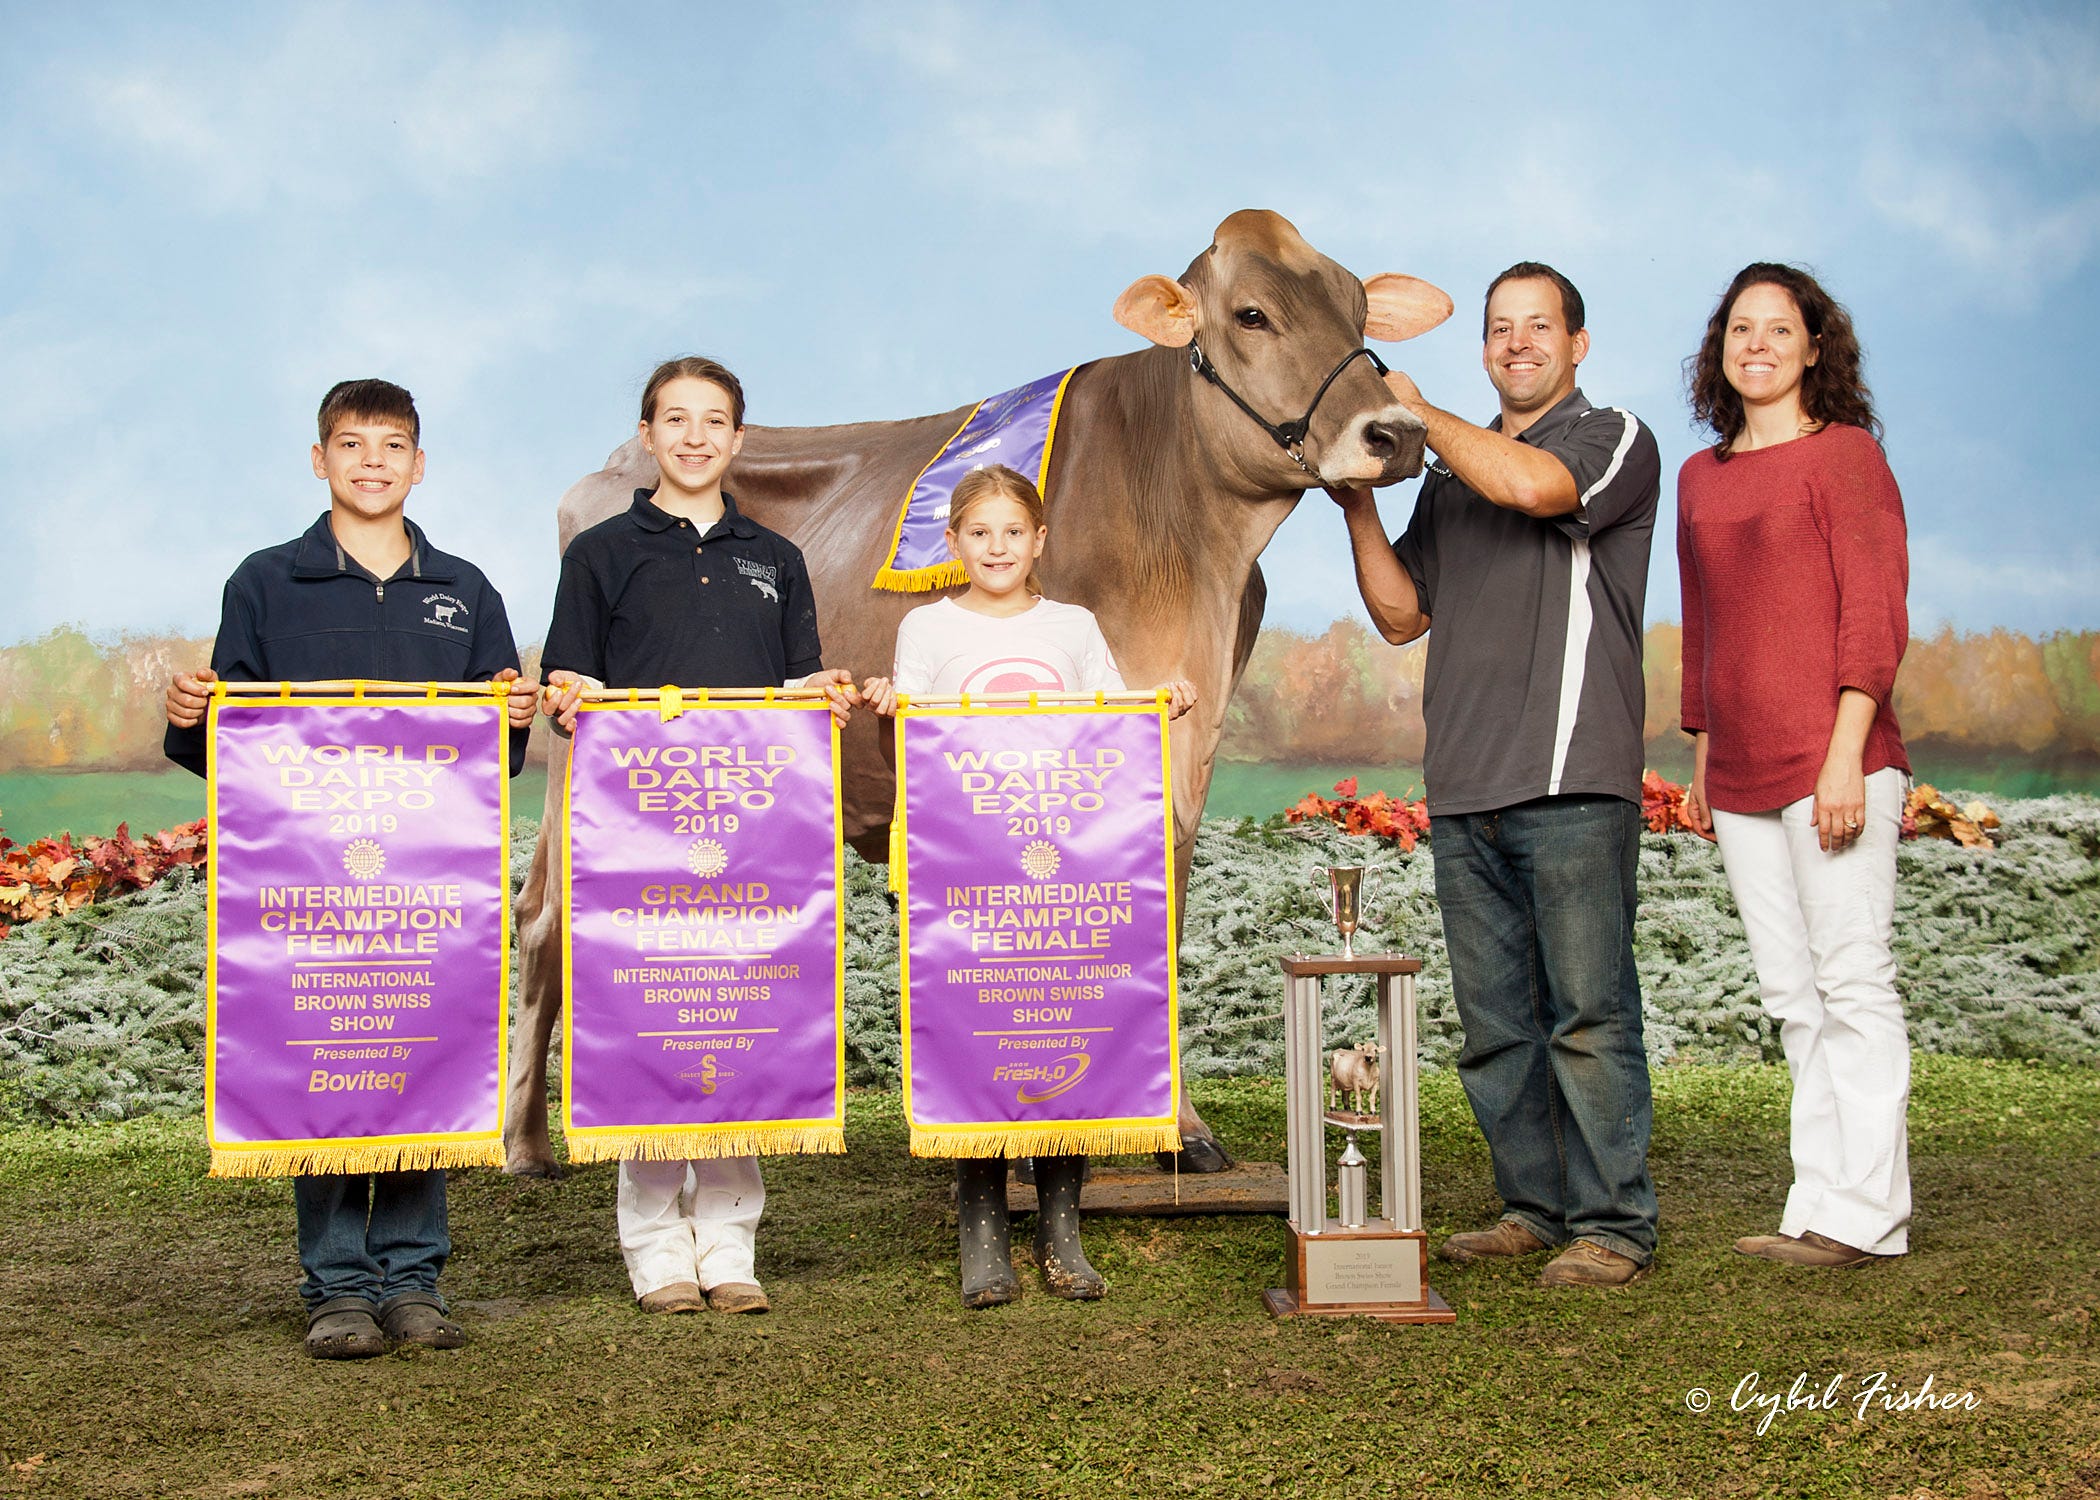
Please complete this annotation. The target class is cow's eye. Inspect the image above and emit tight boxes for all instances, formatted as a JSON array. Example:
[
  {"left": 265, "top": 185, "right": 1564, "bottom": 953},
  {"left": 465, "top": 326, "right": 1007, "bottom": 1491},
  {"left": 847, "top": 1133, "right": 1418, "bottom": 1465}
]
[{"left": 1235, "top": 307, "right": 1268, "bottom": 330}]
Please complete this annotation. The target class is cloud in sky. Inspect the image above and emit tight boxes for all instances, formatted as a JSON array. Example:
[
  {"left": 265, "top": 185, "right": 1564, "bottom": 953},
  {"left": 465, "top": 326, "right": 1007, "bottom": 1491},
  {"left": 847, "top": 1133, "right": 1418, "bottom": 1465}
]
[
  {"left": 1860, "top": 143, "right": 2100, "bottom": 305},
  {"left": 845, "top": 2, "right": 1184, "bottom": 241},
  {"left": 1, "top": 0, "right": 2095, "bottom": 650},
  {"left": 71, "top": 3, "right": 590, "bottom": 210}
]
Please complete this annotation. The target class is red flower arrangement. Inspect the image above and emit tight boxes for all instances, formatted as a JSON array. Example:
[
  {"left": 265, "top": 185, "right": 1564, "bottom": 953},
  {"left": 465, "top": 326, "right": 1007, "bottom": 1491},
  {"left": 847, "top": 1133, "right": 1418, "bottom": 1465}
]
[
  {"left": 1283, "top": 777, "right": 1432, "bottom": 852},
  {"left": 0, "top": 819, "right": 210, "bottom": 938}
]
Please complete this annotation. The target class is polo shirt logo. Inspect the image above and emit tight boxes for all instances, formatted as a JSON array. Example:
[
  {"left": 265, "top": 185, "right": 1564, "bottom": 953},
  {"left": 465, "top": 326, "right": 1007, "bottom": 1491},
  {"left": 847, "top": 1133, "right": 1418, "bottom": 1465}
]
[
  {"left": 734, "top": 557, "right": 780, "bottom": 602},
  {"left": 421, "top": 592, "right": 471, "bottom": 633}
]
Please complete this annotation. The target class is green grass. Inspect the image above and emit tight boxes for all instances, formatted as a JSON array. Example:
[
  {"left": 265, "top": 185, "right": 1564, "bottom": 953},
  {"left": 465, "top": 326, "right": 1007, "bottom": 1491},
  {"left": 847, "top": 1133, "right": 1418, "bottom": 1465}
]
[{"left": 2, "top": 1060, "right": 2093, "bottom": 1498}]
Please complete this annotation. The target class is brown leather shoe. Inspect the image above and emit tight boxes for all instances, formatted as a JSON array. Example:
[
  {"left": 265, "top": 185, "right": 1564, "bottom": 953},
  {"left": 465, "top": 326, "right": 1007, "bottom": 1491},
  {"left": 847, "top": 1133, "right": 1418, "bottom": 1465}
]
[
  {"left": 1437, "top": 1219, "right": 1550, "bottom": 1265},
  {"left": 638, "top": 1281, "right": 706, "bottom": 1314},
  {"left": 706, "top": 1281, "right": 771, "bottom": 1314},
  {"left": 1540, "top": 1239, "right": 1647, "bottom": 1287},
  {"left": 1734, "top": 1233, "right": 1796, "bottom": 1257},
  {"left": 1737, "top": 1231, "right": 1886, "bottom": 1269}
]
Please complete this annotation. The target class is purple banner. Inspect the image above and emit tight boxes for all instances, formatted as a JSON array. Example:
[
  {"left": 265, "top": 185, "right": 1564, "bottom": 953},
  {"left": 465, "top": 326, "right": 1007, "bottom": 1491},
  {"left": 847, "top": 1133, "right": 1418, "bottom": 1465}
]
[
  {"left": 207, "top": 695, "right": 510, "bottom": 1176},
  {"left": 899, "top": 704, "right": 1181, "bottom": 1156},
  {"left": 874, "top": 368, "right": 1075, "bottom": 591},
  {"left": 563, "top": 700, "right": 844, "bottom": 1160}
]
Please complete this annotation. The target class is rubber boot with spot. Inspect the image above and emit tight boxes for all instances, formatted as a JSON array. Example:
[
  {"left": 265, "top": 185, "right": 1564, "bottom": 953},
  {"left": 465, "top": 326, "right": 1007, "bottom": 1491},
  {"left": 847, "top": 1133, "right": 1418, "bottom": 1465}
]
[
  {"left": 1031, "top": 1154, "right": 1105, "bottom": 1300},
  {"left": 956, "top": 1156, "right": 1018, "bottom": 1309}
]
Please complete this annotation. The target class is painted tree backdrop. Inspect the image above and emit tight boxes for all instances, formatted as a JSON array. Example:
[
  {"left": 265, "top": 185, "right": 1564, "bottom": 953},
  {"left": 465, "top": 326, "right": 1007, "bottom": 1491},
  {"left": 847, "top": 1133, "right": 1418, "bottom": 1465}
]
[{"left": 6, "top": 623, "right": 2096, "bottom": 776}]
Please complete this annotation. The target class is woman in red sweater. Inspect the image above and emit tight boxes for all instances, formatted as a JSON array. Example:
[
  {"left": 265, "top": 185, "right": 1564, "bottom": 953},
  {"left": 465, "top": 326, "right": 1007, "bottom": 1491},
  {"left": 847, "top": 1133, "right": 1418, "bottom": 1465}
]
[{"left": 1678, "top": 262, "right": 1911, "bottom": 1268}]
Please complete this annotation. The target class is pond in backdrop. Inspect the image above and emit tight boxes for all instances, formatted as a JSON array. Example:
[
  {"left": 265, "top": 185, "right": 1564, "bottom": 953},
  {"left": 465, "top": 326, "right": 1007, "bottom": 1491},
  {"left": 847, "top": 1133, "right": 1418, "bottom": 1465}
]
[{"left": 4, "top": 755, "right": 2098, "bottom": 841}]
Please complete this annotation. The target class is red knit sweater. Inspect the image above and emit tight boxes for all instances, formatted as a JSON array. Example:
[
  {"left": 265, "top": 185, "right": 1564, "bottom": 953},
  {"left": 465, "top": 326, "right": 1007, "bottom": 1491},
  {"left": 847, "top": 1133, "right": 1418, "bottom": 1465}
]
[{"left": 1678, "top": 424, "right": 1910, "bottom": 814}]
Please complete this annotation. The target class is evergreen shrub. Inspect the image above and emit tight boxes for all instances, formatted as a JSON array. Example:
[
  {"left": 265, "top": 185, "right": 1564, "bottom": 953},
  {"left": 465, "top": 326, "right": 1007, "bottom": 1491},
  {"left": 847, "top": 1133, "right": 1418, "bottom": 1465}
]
[{"left": 3, "top": 798, "right": 2094, "bottom": 1121}]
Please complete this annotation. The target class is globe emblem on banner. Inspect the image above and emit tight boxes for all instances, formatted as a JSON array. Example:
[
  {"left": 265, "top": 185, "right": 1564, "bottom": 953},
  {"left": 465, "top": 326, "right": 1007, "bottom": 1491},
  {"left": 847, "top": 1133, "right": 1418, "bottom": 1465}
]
[
  {"left": 340, "top": 839, "right": 386, "bottom": 881},
  {"left": 1020, "top": 840, "right": 1061, "bottom": 880},
  {"left": 685, "top": 838, "right": 729, "bottom": 879}
]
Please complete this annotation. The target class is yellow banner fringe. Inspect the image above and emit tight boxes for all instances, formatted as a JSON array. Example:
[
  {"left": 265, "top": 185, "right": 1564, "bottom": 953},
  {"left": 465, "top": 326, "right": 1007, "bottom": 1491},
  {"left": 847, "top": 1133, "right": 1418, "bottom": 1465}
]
[
  {"left": 871, "top": 557, "right": 970, "bottom": 595},
  {"left": 565, "top": 1125, "right": 848, "bottom": 1165},
  {"left": 909, "top": 1123, "right": 1182, "bottom": 1160},
  {"left": 208, "top": 1141, "right": 507, "bottom": 1179}
]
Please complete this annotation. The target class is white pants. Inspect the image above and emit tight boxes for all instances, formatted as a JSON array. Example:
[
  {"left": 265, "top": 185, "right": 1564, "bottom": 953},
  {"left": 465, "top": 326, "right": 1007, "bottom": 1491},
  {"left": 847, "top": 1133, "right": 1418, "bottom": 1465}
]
[
  {"left": 1712, "top": 766, "right": 1911, "bottom": 1254},
  {"left": 615, "top": 1156, "right": 765, "bottom": 1297}
]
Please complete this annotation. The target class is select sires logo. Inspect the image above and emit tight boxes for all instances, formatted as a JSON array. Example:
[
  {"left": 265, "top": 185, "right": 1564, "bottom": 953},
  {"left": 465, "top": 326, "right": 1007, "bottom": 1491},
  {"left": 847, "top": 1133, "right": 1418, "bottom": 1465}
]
[
  {"left": 421, "top": 592, "right": 471, "bottom": 633},
  {"left": 678, "top": 1054, "right": 736, "bottom": 1095},
  {"left": 997, "top": 1052, "right": 1090, "bottom": 1104}
]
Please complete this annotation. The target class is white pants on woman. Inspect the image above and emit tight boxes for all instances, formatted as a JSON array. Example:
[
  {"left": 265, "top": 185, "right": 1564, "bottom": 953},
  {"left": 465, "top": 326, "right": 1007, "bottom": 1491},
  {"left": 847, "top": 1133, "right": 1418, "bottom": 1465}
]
[
  {"left": 616, "top": 1156, "right": 765, "bottom": 1297},
  {"left": 1712, "top": 766, "right": 1911, "bottom": 1255}
]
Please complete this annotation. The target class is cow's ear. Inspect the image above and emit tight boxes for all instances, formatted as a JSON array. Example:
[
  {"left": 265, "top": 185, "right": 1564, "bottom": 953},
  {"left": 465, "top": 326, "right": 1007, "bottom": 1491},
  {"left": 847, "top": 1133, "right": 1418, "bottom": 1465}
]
[
  {"left": 1362, "top": 274, "right": 1455, "bottom": 343},
  {"left": 1114, "top": 275, "right": 1198, "bottom": 348}
]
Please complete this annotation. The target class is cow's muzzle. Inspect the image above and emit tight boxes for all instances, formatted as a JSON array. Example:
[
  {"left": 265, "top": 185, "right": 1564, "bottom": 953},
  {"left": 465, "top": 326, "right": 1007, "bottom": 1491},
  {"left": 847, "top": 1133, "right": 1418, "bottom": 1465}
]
[
  {"left": 1323, "top": 405, "right": 1428, "bottom": 486},
  {"left": 1188, "top": 341, "right": 1389, "bottom": 481}
]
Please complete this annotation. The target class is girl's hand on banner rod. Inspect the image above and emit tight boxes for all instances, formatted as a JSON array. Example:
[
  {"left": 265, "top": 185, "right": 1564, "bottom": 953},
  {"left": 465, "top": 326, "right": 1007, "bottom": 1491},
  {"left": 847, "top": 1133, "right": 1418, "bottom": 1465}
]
[{"left": 541, "top": 670, "right": 602, "bottom": 736}]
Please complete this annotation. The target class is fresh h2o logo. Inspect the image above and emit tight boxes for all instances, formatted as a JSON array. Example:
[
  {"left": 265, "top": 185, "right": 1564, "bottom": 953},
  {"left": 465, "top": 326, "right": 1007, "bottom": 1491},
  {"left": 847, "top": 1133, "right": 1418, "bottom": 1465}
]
[{"left": 1011, "top": 1052, "right": 1090, "bottom": 1104}]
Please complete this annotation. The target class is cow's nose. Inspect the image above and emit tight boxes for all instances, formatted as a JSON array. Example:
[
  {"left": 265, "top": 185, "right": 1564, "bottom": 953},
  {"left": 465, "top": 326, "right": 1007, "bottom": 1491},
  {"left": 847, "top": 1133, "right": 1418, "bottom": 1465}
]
[{"left": 1360, "top": 416, "right": 1424, "bottom": 471}]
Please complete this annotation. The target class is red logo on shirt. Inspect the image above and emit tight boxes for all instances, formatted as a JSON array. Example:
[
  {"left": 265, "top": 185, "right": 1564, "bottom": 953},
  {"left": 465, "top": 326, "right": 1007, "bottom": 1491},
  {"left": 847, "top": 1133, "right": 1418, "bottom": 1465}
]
[{"left": 958, "top": 657, "right": 1067, "bottom": 695}]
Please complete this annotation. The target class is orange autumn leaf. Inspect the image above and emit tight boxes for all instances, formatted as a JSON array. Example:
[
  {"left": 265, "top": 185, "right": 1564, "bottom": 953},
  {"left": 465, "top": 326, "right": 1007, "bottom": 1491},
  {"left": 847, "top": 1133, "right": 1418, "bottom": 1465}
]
[{"left": 0, "top": 816, "right": 211, "bottom": 934}]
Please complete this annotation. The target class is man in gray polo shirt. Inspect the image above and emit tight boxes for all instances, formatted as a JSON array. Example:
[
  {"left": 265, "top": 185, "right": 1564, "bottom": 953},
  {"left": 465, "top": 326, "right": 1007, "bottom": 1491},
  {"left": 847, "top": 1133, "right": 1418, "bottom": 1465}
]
[{"left": 1329, "top": 262, "right": 1661, "bottom": 1287}]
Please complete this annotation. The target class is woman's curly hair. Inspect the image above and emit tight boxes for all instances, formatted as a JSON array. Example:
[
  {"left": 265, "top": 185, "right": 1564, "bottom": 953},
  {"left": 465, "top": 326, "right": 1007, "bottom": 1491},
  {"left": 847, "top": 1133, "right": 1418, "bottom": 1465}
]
[{"left": 1686, "top": 262, "right": 1879, "bottom": 458}]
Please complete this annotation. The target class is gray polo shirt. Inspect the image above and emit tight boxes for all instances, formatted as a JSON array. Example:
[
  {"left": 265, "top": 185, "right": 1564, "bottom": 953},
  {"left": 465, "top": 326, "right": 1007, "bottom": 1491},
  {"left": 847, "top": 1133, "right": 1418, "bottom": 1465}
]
[{"left": 1393, "top": 388, "right": 1659, "bottom": 817}]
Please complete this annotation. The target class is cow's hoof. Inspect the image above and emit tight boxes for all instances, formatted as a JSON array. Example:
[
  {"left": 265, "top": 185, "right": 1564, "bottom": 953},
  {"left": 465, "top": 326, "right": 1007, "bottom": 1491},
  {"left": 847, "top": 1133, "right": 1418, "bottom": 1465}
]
[
  {"left": 1155, "top": 1136, "right": 1234, "bottom": 1174},
  {"left": 505, "top": 1158, "right": 566, "bottom": 1181}
]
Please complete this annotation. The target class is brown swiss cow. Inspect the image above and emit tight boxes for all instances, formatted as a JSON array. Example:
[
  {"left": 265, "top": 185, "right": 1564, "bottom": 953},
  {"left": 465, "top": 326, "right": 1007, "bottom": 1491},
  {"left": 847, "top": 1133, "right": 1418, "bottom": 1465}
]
[{"left": 504, "top": 209, "right": 1451, "bottom": 1174}]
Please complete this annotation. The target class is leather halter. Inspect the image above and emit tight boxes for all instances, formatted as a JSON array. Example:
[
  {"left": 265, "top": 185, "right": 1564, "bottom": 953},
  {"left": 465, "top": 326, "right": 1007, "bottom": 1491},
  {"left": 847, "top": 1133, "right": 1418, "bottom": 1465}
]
[{"left": 1186, "top": 340, "right": 1390, "bottom": 480}]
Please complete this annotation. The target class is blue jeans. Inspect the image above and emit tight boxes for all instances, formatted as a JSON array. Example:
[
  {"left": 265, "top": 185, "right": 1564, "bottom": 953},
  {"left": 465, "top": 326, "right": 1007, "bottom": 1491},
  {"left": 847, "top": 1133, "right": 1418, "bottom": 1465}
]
[
  {"left": 1430, "top": 795, "right": 1658, "bottom": 1263},
  {"left": 294, "top": 1170, "right": 451, "bottom": 1314}
]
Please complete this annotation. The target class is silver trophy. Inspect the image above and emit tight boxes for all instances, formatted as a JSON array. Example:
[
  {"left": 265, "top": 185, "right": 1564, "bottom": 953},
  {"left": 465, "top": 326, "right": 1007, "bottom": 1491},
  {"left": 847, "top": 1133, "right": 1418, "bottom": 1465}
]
[{"left": 1327, "top": 866, "right": 1364, "bottom": 959}]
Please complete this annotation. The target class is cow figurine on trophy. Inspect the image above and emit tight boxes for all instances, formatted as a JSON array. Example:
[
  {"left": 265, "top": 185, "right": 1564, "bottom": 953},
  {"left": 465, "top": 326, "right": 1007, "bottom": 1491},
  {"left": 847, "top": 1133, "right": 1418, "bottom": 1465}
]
[{"left": 1328, "top": 1041, "right": 1383, "bottom": 1118}]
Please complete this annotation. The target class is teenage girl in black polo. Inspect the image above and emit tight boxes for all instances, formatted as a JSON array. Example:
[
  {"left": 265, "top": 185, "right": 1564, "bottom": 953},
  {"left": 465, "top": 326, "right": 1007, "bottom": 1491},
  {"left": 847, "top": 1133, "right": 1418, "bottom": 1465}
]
[{"left": 541, "top": 357, "right": 853, "bottom": 1316}]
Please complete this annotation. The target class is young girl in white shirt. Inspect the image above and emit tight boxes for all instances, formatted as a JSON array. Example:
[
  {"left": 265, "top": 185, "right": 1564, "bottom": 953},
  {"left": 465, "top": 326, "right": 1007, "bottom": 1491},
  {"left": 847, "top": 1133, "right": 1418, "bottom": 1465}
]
[{"left": 862, "top": 463, "right": 1193, "bottom": 1308}]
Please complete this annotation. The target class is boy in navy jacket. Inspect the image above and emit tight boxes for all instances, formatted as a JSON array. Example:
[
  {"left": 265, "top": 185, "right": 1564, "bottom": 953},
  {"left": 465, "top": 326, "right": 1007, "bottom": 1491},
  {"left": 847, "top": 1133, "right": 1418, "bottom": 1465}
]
[{"left": 166, "top": 379, "right": 537, "bottom": 1358}]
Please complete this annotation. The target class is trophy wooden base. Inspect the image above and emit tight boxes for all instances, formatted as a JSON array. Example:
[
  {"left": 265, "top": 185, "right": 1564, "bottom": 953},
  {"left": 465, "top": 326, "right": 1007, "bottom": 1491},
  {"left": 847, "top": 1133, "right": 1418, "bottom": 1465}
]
[
  {"left": 1262, "top": 1285, "right": 1455, "bottom": 1323},
  {"left": 1263, "top": 1222, "right": 1456, "bottom": 1324}
]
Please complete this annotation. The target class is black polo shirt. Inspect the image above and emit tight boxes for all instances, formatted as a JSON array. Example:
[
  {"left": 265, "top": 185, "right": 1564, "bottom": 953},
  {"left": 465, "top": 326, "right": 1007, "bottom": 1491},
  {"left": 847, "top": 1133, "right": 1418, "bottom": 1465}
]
[
  {"left": 164, "top": 512, "right": 527, "bottom": 777},
  {"left": 541, "top": 490, "right": 824, "bottom": 689},
  {"left": 1393, "top": 388, "right": 1660, "bottom": 817}
]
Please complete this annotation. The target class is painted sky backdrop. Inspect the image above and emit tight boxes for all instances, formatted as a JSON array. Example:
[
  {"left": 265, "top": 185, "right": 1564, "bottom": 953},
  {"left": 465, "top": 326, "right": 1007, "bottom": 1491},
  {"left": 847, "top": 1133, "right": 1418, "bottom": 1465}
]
[{"left": 4, "top": 0, "right": 2096, "bottom": 649}]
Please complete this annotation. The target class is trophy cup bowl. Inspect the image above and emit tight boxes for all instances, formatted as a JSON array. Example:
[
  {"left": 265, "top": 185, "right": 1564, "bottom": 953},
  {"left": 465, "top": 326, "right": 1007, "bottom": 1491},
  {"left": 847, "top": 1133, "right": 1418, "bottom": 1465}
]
[{"left": 1327, "top": 866, "right": 1364, "bottom": 960}]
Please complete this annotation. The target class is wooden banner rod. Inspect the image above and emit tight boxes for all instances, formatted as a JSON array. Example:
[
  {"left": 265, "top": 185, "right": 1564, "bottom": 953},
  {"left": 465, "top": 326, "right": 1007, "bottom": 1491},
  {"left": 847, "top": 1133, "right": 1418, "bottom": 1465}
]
[
  {"left": 899, "top": 691, "right": 1168, "bottom": 708},
  {"left": 214, "top": 680, "right": 507, "bottom": 697},
  {"left": 574, "top": 687, "right": 832, "bottom": 704}
]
